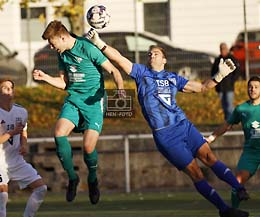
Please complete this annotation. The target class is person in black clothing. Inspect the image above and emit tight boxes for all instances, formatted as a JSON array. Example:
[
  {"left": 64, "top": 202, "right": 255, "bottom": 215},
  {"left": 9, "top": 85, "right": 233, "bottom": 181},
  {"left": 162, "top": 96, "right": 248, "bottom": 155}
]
[{"left": 211, "top": 42, "right": 240, "bottom": 120}]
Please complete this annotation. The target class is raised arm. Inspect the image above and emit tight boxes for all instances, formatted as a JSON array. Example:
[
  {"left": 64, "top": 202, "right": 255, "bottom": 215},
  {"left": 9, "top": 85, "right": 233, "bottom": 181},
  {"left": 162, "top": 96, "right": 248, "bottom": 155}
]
[
  {"left": 19, "top": 123, "right": 28, "bottom": 156},
  {"left": 33, "top": 69, "right": 67, "bottom": 89},
  {"left": 87, "top": 29, "right": 133, "bottom": 75},
  {"left": 101, "top": 60, "right": 124, "bottom": 90},
  {"left": 183, "top": 58, "right": 236, "bottom": 93}
]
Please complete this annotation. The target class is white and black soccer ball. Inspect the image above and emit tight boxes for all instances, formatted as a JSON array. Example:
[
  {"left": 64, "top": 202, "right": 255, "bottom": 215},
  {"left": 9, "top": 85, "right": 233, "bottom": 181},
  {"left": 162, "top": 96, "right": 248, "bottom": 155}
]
[{"left": 86, "top": 5, "right": 110, "bottom": 29}]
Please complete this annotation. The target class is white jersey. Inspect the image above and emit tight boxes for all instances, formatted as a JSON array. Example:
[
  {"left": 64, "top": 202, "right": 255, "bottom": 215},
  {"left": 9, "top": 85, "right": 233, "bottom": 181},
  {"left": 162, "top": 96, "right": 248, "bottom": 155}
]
[{"left": 0, "top": 103, "right": 28, "bottom": 169}]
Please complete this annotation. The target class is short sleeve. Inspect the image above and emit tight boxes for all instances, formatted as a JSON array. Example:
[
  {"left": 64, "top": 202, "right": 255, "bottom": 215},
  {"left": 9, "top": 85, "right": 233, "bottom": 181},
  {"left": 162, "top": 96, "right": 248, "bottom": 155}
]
[
  {"left": 130, "top": 64, "right": 147, "bottom": 83},
  {"left": 175, "top": 74, "right": 189, "bottom": 91},
  {"left": 87, "top": 43, "right": 107, "bottom": 66}
]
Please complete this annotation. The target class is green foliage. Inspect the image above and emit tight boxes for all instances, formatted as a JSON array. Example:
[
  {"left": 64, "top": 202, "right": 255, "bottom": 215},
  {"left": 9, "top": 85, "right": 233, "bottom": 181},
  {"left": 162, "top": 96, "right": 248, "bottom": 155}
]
[
  {"left": 15, "top": 85, "right": 66, "bottom": 136},
  {"left": 0, "top": 0, "right": 85, "bottom": 35},
  {"left": 179, "top": 80, "right": 248, "bottom": 125},
  {"left": 15, "top": 80, "right": 248, "bottom": 136}
]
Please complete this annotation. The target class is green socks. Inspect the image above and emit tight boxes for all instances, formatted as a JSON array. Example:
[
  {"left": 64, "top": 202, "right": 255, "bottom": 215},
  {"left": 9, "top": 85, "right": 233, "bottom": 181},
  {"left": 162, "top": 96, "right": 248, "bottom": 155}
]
[
  {"left": 84, "top": 149, "right": 98, "bottom": 183},
  {"left": 231, "top": 188, "right": 240, "bottom": 208},
  {"left": 55, "top": 136, "right": 78, "bottom": 180},
  {"left": 55, "top": 136, "right": 98, "bottom": 183}
]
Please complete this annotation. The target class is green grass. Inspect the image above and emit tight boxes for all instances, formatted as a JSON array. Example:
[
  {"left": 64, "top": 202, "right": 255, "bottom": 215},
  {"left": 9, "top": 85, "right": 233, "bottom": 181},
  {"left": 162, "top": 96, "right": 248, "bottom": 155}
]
[{"left": 6, "top": 190, "right": 260, "bottom": 217}]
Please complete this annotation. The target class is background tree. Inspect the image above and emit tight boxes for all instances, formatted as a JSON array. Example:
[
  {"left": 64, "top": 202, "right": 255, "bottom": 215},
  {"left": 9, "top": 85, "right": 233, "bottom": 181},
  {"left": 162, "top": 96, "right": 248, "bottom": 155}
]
[{"left": 0, "top": 0, "right": 85, "bottom": 35}]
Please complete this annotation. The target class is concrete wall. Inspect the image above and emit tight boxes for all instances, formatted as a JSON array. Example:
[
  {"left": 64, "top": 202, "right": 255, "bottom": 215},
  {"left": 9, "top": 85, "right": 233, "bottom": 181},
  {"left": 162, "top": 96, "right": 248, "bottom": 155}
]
[{"left": 24, "top": 134, "right": 260, "bottom": 193}]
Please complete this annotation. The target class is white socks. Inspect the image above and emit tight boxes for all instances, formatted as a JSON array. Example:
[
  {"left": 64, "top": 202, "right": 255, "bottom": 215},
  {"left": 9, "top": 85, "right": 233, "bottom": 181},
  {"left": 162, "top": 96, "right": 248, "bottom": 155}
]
[
  {"left": 23, "top": 185, "right": 47, "bottom": 217},
  {"left": 0, "top": 192, "right": 8, "bottom": 217}
]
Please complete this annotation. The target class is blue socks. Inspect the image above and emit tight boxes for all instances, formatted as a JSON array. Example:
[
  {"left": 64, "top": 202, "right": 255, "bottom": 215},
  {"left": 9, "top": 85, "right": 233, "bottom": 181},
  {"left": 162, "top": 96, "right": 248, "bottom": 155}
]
[
  {"left": 194, "top": 179, "right": 229, "bottom": 212},
  {"left": 211, "top": 160, "right": 242, "bottom": 190}
]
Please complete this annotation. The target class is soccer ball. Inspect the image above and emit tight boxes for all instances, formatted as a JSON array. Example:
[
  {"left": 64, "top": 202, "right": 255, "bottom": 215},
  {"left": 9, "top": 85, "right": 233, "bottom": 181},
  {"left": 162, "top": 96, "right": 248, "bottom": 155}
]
[{"left": 86, "top": 5, "right": 110, "bottom": 29}]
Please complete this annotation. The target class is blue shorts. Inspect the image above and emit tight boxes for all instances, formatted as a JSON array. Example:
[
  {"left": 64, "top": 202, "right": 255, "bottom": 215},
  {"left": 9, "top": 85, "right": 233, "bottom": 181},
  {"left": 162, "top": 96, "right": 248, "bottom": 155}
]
[{"left": 153, "top": 119, "right": 206, "bottom": 170}]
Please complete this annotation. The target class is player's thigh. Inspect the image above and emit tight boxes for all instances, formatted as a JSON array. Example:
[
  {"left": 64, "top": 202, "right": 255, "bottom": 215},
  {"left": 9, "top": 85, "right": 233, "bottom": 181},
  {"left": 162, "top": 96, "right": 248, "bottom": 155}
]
[
  {"left": 27, "top": 178, "right": 45, "bottom": 190},
  {"left": 196, "top": 142, "right": 218, "bottom": 167},
  {"left": 55, "top": 102, "right": 78, "bottom": 136},
  {"left": 83, "top": 129, "right": 100, "bottom": 153},
  {"left": 237, "top": 149, "right": 260, "bottom": 180},
  {"left": 153, "top": 125, "right": 194, "bottom": 170},
  {"left": 80, "top": 101, "right": 104, "bottom": 134},
  {"left": 9, "top": 162, "right": 42, "bottom": 189},
  {"left": 55, "top": 118, "right": 75, "bottom": 136}
]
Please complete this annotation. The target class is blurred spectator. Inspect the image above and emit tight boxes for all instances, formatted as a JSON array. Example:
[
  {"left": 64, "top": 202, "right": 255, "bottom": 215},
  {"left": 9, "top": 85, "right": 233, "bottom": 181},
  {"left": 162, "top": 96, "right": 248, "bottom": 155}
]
[{"left": 211, "top": 42, "right": 240, "bottom": 120}]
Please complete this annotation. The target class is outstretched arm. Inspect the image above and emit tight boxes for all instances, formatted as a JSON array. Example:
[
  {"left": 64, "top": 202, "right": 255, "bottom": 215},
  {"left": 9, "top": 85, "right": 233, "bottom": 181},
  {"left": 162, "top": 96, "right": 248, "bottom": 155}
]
[
  {"left": 206, "top": 121, "right": 233, "bottom": 144},
  {"left": 183, "top": 58, "right": 236, "bottom": 93},
  {"left": 101, "top": 60, "right": 124, "bottom": 90},
  {"left": 87, "top": 29, "right": 133, "bottom": 75}
]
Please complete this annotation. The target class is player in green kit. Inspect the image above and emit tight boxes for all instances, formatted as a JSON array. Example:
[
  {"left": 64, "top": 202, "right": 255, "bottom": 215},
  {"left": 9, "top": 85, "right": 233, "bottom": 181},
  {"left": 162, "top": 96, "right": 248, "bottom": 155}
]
[
  {"left": 33, "top": 20, "right": 124, "bottom": 204},
  {"left": 207, "top": 76, "right": 260, "bottom": 208}
]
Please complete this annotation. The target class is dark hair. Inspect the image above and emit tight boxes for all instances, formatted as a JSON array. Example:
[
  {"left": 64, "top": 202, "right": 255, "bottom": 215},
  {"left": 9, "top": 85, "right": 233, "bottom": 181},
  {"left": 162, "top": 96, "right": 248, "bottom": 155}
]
[
  {"left": 42, "top": 20, "right": 69, "bottom": 40},
  {"left": 148, "top": 45, "right": 167, "bottom": 59},
  {"left": 0, "top": 78, "right": 14, "bottom": 88},
  {"left": 248, "top": 76, "right": 260, "bottom": 85}
]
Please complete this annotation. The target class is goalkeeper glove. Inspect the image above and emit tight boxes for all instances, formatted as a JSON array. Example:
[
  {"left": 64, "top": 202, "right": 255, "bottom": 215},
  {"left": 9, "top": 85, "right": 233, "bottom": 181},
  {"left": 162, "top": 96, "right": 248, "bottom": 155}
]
[
  {"left": 86, "top": 28, "right": 107, "bottom": 51},
  {"left": 212, "top": 58, "right": 236, "bottom": 83}
]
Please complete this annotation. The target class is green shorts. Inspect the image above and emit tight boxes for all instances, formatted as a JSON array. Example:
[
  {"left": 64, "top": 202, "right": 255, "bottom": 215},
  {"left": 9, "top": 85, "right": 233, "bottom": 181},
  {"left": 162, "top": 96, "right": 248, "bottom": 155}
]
[
  {"left": 237, "top": 147, "right": 260, "bottom": 176},
  {"left": 59, "top": 94, "right": 106, "bottom": 133}
]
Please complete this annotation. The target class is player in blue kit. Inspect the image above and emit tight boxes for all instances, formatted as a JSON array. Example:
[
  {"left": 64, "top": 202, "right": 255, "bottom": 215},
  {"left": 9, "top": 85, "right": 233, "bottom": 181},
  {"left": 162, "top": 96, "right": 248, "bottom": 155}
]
[{"left": 87, "top": 30, "right": 249, "bottom": 217}]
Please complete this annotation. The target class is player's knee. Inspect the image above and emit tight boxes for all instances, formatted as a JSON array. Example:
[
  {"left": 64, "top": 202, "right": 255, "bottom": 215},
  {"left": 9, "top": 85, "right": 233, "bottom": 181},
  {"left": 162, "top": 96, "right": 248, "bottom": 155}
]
[
  {"left": 54, "top": 129, "right": 66, "bottom": 137},
  {"left": 191, "top": 172, "right": 204, "bottom": 182},
  {"left": 185, "top": 167, "right": 204, "bottom": 182},
  {"left": 0, "top": 185, "right": 8, "bottom": 192},
  {"left": 84, "top": 145, "right": 96, "bottom": 154},
  {"left": 236, "top": 172, "right": 250, "bottom": 184},
  {"left": 33, "top": 185, "right": 47, "bottom": 200}
]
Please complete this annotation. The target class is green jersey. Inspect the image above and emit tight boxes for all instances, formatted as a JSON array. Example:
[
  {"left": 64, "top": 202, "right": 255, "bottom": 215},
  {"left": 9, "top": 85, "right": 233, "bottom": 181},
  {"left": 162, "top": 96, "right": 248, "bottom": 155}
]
[
  {"left": 58, "top": 36, "right": 107, "bottom": 96},
  {"left": 57, "top": 36, "right": 108, "bottom": 133},
  {"left": 228, "top": 101, "right": 260, "bottom": 150}
]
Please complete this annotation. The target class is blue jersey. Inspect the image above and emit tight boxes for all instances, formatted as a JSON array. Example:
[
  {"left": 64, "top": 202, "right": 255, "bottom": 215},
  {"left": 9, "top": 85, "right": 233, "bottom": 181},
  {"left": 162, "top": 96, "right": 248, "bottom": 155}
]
[{"left": 130, "top": 63, "right": 189, "bottom": 130}]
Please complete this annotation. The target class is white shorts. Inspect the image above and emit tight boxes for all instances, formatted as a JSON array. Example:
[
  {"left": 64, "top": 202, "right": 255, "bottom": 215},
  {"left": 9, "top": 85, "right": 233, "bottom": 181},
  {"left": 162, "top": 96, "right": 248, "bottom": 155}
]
[{"left": 0, "top": 161, "right": 42, "bottom": 189}]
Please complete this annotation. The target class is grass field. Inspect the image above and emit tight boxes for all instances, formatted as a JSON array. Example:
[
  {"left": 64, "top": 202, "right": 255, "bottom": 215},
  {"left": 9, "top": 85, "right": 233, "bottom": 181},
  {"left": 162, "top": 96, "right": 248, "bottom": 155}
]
[{"left": 6, "top": 190, "right": 260, "bottom": 217}]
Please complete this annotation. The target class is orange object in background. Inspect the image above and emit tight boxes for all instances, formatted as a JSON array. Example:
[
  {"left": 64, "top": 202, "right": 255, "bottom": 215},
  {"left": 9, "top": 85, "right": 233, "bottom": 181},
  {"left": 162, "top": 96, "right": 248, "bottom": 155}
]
[{"left": 231, "top": 29, "right": 260, "bottom": 79}]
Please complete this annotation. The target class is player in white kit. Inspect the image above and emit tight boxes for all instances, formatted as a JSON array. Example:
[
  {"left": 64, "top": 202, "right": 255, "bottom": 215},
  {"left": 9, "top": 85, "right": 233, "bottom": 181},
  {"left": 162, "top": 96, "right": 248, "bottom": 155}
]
[{"left": 0, "top": 79, "right": 47, "bottom": 217}]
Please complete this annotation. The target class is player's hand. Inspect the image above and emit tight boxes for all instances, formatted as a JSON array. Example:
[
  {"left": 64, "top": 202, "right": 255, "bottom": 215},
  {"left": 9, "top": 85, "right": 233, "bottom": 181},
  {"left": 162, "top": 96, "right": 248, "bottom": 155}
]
[
  {"left": 205, "top": 135, "right": 216, "bottom": 144},
  {"left": 19, "top": 145, "right": 27, "bottom": 156},
  {"left": 33, "top": 69, "right": 46, "bottom": 81},
  {"left": 86, "top": 28, "right": 106, "bottom": 50},
  {"left": 117, "top": 89, "right": 127, "bottom": 98},
  {"left": 213, "top": 58, "right": 236, "bottom": 83},
  {"left": 8, "top": 123, "right": 24, "bottom": 137}
]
